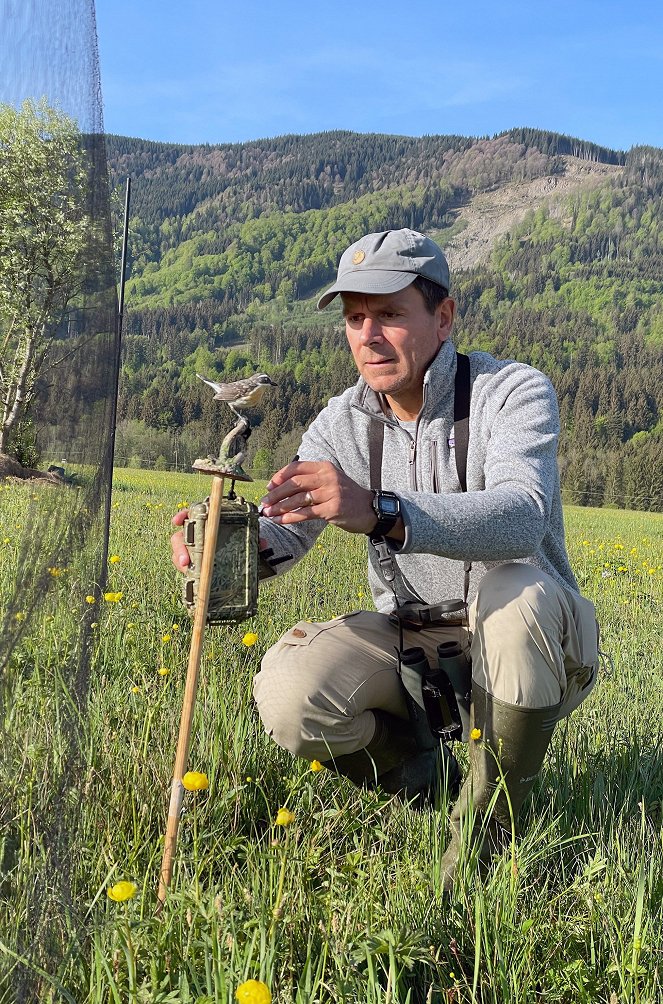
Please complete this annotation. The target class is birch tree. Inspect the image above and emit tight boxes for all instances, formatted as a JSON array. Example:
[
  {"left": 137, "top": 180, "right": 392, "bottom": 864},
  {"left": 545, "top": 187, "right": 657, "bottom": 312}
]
[{"left": 0, "top": 99, "right": 94, "bottom": 457}]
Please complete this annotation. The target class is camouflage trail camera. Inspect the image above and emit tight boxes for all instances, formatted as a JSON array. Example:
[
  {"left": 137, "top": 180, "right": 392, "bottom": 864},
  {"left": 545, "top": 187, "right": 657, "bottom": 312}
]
[{"left": 182, "top": 496, "right": 259, "bottom": 624}]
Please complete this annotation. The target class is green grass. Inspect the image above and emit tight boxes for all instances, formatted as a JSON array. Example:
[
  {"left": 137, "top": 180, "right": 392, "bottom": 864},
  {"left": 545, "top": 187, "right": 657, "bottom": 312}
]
[{"left": 1, "top": 470, "right": 662, "bottom": 1002}]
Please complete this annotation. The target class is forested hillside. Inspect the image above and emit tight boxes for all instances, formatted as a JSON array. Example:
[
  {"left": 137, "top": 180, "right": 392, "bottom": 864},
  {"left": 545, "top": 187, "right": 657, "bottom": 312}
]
[{"left": 105, "top": 129, "right": 662, "bottom": 511}]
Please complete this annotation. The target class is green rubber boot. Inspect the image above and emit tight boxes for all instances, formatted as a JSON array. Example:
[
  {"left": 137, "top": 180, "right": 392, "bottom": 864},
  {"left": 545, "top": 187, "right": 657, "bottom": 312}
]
[
  {"left": 324, "top": 709, "right": 460, "bottom": 804},
  {"left": 440, "top": 684, "right": 562, "bottom": 893}
]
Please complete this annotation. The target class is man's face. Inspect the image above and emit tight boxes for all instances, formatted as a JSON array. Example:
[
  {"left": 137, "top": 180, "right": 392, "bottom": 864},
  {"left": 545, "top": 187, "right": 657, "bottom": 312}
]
[{"left": 342, "top": 284, "right": 455, "bottom": 420}]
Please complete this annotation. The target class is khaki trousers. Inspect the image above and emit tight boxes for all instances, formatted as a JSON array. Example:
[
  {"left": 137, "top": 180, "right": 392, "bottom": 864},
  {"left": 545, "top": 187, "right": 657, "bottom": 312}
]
[{"left": 253, "top": 562, "right": 599, "bottom": 761}]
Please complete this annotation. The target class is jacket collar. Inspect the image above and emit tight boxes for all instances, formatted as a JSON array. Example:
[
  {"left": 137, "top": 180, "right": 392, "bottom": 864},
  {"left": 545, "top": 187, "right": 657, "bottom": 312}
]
[{"left": 351, "top": 338, "right": 457, "bottom": 420}]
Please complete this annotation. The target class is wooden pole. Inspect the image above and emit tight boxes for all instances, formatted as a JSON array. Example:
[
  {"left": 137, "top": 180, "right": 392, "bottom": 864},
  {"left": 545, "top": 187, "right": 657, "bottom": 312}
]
[{"left": 157, "top": 473, "right": 225, "bottom": 911}]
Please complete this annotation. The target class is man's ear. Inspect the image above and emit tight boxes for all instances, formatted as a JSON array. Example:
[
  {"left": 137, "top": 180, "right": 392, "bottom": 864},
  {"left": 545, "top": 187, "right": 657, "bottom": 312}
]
[{"left": 437, "top": 297, "right": 456, "bottom": 343}]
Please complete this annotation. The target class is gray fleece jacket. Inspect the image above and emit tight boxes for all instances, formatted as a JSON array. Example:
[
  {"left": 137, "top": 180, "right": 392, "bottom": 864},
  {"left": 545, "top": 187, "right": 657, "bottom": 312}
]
[{"left": 260, "top": 338, "right": 579, "bottom": 612}]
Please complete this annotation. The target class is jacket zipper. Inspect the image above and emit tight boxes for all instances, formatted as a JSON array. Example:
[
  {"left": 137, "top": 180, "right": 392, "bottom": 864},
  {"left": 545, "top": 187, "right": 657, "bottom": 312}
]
[{"left": 430, "top": 440, "right": 439, "bottom": 493}]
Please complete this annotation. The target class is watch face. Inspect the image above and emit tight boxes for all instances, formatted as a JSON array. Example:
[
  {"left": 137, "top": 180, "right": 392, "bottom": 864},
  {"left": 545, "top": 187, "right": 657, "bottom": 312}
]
[{"left": 380, "top": 495, "right": 400, "bottom": 515}]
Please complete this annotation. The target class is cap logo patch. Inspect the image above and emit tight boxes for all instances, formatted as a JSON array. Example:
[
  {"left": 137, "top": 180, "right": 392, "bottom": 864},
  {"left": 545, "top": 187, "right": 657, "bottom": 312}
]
[{"left": 352, "top": 250, "right": 365, "bottom": 265}]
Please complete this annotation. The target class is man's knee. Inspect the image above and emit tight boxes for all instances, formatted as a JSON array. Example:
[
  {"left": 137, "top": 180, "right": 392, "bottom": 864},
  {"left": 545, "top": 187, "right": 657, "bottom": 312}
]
[
  {"left": 253, "top": 613, "right": 398, "bottom": 760},
  {"left": 253, "top": 636, "right": 330, "bottom": 758},
  {"left": 470, "top": 563, "right": 566, "bottom": 708},
  {"left": 472, "top": 562, "right": 554, "bottom": 626}
]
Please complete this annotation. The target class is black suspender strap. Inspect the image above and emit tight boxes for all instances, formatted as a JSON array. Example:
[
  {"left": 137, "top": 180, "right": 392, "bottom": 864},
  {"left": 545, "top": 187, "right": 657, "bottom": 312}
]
[
  {"left": 454, "top": 352, "right": 472, "bottom": 605},
  {"left": 454, "top": 352, "right": 470, "bottom": 493},
  {"left": 367, "top": 351, "right": 473, "bottom": 605},
  {"left": 369, "top": 417, "right": 384, "bottom": 492}
]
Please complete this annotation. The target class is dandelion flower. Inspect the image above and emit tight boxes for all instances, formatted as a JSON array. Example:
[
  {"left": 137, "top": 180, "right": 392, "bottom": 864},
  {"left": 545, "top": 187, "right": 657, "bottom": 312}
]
[
  {"left": 274, "top": 807, "right": 295, "bottom": 827},
  {"left": 131, "top": 685, "right": 141, "bottom": 694},
  {"left": 109, "top": 554, "right": 121, "bottom": 564},
  {"left": 182, "top": 771, "right": 209, "bottom": 791},
  {"left": 85, "top": 595, "right": 96, "bottom": 604},
  {"left": 104, "top": 591, "right": 123, "bottom": 603},
  {"left": 107, "top": 881, "right": 137, "bottom": 902},
  {"left": 470, "top": 727, "right": 482, "bottom": 740},
  {"left": 158, "top": 666, "right": 170, "bottom": 676},
  {"left": 161, "top": 633, "right": 172, "bottom": 643},
  {"left": 235, "top": 979, "right": 271, "bottom": 1004},
  {"left": 242, "top": 632, "right": 258, "bottom": 647},
  {"left": 14, "top": 612, "right": 26, "bottom": 622},
  {"left": 310, "top": 760, "right": 324, "bottom": 772},
  {"left": 47, "top": 566, "right": 62, "bottom": 577},
  {"left": 171, "top": 623, "right": 180, "bottom": 632}
]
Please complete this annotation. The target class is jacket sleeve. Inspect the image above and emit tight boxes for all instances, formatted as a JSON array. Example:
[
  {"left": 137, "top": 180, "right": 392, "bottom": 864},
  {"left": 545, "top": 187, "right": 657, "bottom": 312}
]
[{"left": 395, "top": 365, "right": 561, "bottom": 561}]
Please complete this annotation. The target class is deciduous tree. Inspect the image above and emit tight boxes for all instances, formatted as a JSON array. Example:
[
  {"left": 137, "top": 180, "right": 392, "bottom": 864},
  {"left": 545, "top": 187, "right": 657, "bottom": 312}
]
[{"left": 0, "top": 99, "right": 95, "bottom": 457}]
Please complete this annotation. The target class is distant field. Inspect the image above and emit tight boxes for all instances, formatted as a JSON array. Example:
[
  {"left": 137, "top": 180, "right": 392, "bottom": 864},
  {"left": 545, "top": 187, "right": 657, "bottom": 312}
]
[{"left": 0, "top": 469, "right": 661, "bottom": 1003}]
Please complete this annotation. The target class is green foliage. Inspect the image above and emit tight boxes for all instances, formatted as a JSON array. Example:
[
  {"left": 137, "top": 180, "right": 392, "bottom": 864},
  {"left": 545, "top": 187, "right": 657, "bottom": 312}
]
[
  {"left": 0, "top": 99, "right": 95, "bottom": 455},
  {"left": 106, "top": 129, "right": 663, "bottom": 511}
]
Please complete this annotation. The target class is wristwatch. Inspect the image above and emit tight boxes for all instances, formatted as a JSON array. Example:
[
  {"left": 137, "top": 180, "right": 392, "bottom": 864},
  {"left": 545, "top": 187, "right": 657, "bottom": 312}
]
[{"left": 369, "top": 490, "right": 401, "bottom": 538}]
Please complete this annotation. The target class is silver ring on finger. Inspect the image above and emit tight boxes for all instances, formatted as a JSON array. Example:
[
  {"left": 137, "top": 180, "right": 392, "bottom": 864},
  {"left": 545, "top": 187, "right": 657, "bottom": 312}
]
[{"left": 304, "top": 491, "right": 313, "bottom": 506}]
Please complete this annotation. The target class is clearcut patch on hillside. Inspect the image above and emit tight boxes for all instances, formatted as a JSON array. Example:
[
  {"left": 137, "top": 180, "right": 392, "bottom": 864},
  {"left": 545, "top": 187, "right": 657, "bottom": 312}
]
[{"left": 442, "top": 156, "right": 622, "bottom": 272}]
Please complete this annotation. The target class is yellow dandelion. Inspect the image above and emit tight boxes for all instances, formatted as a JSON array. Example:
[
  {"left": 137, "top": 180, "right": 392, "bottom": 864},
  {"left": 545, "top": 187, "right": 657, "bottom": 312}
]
[
  {"left": 107, "top": 881, "right": 137, "bottom": 902},
  {"left": 162, "top": 633, "right": 172, "bottom": 643},
  {"left": 14, "top": 611, "right": 26, "bottom": 622},
  {"left": 2, "top": 537, "right": 10, "bottom": 544},
  {"left": 274, "top": 807, "right": 295, "bottom": 827},
  {"left": 109, "top": 554, "right": 121, "bottom": 564},
  {"left": 158, "top": 666, "right": 170, "bottom": 676},
  {"left": 310, "top": 760, "right": 324, "bottom": 772},
  {"left": 242, "top": 632, "right": 258, "bottom": 647},
  {"left": 47, "top": 566, "right": 62, "bottom": 577},
  {"left": 182, "top": 771, "right": 209, "bottom": 791},
  {"left": 85, "top": 594, "right": 96, "bottom": 604},
  {"left": 470, "top": 727, "right": 482, "bottom": 740},
  {"left": 104, "top": 591, "right": 123, "bottom": 603},
  {"left": 127, "top": 621, "right": 136, "bottom": 629},
  {"left": 131, "top": 685, "right": 140, "bottom": 694},
  {"left": 235, "top": 979, "right": 271, "bottom": 1004},
  {"left": 171, "top": 623, "right": 180, "bottom": 632}
]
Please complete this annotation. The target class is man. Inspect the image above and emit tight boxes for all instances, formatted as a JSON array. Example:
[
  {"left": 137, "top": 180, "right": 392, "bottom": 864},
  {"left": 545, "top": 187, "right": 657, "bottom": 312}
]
[{"left": 172, "top": 229, "right": 599, "bottom": 889}]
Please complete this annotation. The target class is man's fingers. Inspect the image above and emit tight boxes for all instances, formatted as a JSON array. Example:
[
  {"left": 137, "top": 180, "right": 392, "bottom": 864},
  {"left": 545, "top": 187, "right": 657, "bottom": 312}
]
[
  {"left": 266, "top": 460, "right": 321, "bottom": 490},
  {"left": 171, "top": 508, "right": 188, "bottom": 527},
  {"left": 170, "top": 529, "right": 190, "bottom": 570}
]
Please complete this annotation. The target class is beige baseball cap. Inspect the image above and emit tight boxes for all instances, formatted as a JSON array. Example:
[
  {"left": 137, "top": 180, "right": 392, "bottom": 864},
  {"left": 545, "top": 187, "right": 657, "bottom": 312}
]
[{"left": 317, "top": 228, "right": 450, "bottom": 310}]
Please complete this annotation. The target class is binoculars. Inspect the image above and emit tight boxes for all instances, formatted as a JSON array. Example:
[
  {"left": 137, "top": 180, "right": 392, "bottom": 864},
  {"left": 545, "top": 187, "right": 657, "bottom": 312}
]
[{"left": 398, "top": 641, "right": 472, "bottom": 745}]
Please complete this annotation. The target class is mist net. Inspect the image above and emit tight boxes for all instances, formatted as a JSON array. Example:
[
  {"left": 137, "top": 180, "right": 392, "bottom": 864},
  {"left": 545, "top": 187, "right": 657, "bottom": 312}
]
[{"left": 0, "top": 1, "right": 119, "bottom": 996}]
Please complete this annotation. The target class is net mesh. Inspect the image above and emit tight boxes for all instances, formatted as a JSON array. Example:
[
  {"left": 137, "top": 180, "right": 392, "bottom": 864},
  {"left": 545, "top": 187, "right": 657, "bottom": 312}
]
[{"left": 0, "top": 2, "right": 118, "bottom": 997}]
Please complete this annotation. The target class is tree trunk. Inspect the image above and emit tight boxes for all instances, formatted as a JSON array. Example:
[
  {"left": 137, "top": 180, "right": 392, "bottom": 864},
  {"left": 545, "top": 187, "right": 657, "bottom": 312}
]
[{"left": 0, "top": 327, "right": 39, "bottom": 454}]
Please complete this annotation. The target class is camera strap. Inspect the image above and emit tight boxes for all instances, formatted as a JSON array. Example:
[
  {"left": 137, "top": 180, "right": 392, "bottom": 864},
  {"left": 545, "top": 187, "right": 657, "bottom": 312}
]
[{"left": 368, "top": 351, "right": 473, "bottom": 611}]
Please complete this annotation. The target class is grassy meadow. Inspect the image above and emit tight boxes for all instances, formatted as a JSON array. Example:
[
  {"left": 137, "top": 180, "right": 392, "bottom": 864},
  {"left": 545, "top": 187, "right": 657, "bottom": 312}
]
[{"left": 0, "top": 468, "right": 662, "bottom": 1003}]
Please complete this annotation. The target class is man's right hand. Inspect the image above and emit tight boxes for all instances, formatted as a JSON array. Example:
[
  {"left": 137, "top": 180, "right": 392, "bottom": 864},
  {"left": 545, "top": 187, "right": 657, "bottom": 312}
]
[{"left": 170, "top": 509, "right": 191, "bottom": 571}]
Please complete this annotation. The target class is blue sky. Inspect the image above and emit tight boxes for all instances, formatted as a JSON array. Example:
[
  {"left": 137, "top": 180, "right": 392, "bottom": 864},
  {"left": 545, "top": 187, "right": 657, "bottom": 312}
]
[{"left": 95, "top": 0, "right": 662, "bottom": 151}]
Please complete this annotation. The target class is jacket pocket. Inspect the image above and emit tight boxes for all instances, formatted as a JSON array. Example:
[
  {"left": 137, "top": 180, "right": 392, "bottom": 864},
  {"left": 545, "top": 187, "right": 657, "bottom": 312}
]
[{"left": 280, "top": 612, "right": 361, "bottom": 648}]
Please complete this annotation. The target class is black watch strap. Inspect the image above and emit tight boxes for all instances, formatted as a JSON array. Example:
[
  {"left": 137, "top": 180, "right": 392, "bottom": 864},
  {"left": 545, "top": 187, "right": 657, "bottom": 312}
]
[{"left": 369, "top": 490, "right": 401, "bottom": 538}]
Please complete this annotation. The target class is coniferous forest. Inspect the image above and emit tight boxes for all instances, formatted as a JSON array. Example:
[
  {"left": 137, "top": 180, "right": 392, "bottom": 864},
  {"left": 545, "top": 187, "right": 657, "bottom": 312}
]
[{"left": 103, "top": 129, "right": 662, "bottom": 511}]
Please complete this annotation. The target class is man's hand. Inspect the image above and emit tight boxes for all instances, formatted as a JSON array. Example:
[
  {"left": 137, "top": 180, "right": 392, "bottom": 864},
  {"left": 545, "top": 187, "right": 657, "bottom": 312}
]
[
  {"left": 259, "top": 460, "right": 381, "bottom": 535},
  {"left": 171, "top": 509, "right": 191, "bottom": 570}
]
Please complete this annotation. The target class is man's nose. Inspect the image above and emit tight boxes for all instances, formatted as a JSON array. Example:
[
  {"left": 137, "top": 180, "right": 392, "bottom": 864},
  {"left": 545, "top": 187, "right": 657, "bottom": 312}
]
[{"left": 359, "top": 316, "right": 383, "bottom": 342}]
